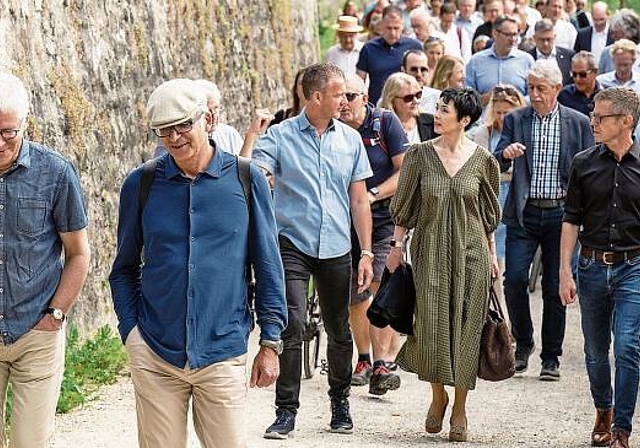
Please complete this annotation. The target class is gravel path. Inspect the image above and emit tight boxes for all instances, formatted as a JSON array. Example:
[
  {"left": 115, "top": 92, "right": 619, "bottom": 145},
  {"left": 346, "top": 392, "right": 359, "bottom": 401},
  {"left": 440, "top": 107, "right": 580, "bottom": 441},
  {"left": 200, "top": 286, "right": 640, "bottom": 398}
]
[{"left": 53, "top": 288, "right": 638, "bottom": 447}]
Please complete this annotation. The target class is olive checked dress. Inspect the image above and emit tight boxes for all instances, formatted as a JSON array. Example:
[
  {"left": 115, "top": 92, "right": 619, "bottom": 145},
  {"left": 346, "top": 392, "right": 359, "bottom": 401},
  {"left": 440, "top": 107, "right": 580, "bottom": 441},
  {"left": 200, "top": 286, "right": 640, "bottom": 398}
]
[{"left": 390, "top": 141, "right": 500, "bottom": 390}]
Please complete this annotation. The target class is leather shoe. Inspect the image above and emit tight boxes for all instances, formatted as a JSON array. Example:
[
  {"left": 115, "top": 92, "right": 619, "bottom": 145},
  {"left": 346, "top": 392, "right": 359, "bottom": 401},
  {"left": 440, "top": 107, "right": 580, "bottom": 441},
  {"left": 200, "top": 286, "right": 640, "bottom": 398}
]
[
  {"left": 610, "top": 429, "right": 630, "bottom": 448},
  {"left": 591, "top": 408, "right": 612, "bottom": 446},
  {"left": 425, "top": 393, "right": 449, "bottom": 434}
]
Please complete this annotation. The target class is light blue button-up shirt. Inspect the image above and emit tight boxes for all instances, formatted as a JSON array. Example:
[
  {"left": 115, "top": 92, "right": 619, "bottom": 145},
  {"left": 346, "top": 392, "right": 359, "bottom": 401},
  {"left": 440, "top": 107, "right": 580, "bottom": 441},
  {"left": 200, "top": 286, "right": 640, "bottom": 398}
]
[
  {"left": 253, "top": 111, "right": 372, "bottom": 259},
  {"left": 465, "top": 47, "right": 535, "bottom": 96},
  {"left": 596, "top": 71, "right": 640, "bottom": 95}
]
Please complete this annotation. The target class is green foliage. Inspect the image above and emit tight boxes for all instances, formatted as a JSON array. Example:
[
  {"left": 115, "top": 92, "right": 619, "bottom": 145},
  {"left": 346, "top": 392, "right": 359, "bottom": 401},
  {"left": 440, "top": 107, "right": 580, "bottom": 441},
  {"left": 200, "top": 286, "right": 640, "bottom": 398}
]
[
  {"left": 319, "top": 20, "right": 337, "bottom": 59},
  {"left": 57, "top": 325, "right": 128, "bottom": 413},
  {"left": 4, "top": 324, "right": 128, "bottom": 426},
  {"left": 602, "top": 0, "right": 640, "bottom": 11}
]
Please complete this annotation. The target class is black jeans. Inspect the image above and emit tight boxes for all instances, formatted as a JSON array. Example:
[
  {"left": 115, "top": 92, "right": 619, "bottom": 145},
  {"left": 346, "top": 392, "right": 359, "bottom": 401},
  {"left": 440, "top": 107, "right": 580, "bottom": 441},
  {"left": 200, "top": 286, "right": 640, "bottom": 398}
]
[{"left": 275, "top": 236, "right": 353, "bottom": 413}]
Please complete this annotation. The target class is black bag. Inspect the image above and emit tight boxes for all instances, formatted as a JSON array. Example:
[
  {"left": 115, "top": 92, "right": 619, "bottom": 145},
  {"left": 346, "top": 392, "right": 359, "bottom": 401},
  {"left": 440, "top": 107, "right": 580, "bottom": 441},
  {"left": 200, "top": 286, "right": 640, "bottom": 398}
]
[
  {"left": 367, "top": 264, "right": 415, "bottom": 335},
  {"left": 478, "top": 285, "right": 516, "bottom": 381}
]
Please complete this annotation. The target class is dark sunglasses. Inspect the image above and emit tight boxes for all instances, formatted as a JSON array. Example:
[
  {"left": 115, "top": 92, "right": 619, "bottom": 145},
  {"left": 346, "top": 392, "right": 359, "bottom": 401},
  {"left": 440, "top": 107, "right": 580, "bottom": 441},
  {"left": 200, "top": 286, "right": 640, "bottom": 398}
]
[
  {"left": 345, "top": 92, "right": 363, "bottom": 102},
  {"left": 396, "top": 90, "right": 423, "bottom": 103},
  {"left": 571, "top": 70, "right": 593, "bottom": 79},
  {"left": 493, "top": 85, "right": 518, "bottom": 95},
  {"left": 409, "top": 66, "right": 429, "bottom": 74}
]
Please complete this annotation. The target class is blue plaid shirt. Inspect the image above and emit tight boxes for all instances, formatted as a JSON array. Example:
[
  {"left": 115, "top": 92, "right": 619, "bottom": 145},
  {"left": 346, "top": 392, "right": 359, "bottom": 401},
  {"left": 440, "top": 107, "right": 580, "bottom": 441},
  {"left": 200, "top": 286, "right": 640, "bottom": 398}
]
[
  {"left": 0, "top": 140, "right": 88, "bottom": 344},
  {"left": 530, "top": 104, "right": 563, "bottom": 199}
]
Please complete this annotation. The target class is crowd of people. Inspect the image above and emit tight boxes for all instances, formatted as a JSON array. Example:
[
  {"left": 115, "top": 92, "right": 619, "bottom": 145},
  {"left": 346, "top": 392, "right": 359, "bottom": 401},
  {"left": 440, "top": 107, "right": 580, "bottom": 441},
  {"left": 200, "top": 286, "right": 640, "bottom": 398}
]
[{"left": 1, "top": 0, "right": 640, "bottom": 447}]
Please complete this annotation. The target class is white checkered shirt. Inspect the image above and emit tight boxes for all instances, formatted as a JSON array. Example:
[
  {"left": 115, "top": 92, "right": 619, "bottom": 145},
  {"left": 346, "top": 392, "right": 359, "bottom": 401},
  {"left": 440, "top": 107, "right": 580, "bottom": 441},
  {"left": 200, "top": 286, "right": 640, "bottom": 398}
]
[{"left": 530, "top": 105, "right": 564, "bottom": 199}]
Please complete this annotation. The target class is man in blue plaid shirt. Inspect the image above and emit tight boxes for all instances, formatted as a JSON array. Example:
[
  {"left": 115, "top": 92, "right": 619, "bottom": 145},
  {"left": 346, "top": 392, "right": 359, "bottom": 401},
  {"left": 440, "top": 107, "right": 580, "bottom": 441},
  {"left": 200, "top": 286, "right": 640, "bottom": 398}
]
[{"left": 494, "top": 60, "right": 595, "bottom": 381}]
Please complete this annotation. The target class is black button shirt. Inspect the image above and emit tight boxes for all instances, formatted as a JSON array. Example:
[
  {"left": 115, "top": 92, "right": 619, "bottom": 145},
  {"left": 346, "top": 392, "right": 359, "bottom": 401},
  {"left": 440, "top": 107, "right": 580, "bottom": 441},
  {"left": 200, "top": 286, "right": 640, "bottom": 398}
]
[{"left": 563, "top": 140, "right": 640, "bottom": 251}]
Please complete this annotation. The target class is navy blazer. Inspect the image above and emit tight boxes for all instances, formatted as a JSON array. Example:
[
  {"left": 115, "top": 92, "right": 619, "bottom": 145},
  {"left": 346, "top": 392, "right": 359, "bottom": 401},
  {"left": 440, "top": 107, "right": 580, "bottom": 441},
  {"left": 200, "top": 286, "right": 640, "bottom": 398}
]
[
  {"left": 573, "top": 26, "right": 615, "bottom": 53},
  {"left": 494, "top": 104, "right": 595, "bottom": 228},
  {"left": 528, "top": 47, "right": 575, "bottom": 86}
]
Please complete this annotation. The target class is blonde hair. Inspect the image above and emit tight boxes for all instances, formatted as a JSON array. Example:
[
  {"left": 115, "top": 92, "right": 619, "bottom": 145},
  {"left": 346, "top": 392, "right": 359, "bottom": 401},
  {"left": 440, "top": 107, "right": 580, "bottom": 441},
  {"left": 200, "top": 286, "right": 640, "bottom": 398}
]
[
  {"left": 378, "top": 72, "right": 420, "bottom": 112},
  {"left": 484, "top": 84, "right": 526, "bottom": 126},
  {"left": 430, "top": 55, "right": 464, "bottom": 90},
  {"left": 611, "top": 38, "right": 638, "bottom": 59}
]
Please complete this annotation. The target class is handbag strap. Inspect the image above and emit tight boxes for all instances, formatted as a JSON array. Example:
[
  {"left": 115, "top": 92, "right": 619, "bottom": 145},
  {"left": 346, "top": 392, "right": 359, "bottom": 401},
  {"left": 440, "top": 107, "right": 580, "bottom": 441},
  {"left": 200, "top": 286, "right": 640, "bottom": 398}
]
[{"left": 489, "top": 284, "right": 506, "bottom": 319}]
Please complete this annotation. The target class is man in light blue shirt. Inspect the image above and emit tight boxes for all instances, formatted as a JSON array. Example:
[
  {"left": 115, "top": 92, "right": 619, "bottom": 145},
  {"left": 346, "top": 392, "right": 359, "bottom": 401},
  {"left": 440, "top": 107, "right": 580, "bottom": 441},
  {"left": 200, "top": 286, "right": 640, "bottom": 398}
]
[
  {"left": 597, "top": 39, "right": 640, "bottom": 95},
  {"left": 252, "top": 62, "right": 374, "bottom": 439},
  {"left": 466, "top": 15, "right": 535, "bottom": 105}
]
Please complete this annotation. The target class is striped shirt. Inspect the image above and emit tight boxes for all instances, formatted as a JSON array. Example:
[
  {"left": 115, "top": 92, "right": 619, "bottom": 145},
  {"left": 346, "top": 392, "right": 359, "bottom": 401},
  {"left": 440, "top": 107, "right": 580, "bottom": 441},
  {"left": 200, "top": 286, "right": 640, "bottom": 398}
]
[{"left": 530, "top": 105, "right": 563, "bottom": 199}]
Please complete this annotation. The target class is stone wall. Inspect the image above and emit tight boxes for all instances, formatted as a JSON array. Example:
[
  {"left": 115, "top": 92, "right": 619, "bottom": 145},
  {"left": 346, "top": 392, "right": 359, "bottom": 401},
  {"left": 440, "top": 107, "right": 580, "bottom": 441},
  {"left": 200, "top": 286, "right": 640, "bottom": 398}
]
[{"left": 0, "top": 0, "right": 319, "bottom": 336}]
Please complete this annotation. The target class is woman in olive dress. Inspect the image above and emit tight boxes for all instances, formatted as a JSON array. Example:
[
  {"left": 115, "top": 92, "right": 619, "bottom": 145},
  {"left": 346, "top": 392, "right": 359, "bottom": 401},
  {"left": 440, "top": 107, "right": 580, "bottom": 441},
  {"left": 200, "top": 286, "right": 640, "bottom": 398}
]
[{"left": 386, "top": 87, "right": 500, "bottom": 443}]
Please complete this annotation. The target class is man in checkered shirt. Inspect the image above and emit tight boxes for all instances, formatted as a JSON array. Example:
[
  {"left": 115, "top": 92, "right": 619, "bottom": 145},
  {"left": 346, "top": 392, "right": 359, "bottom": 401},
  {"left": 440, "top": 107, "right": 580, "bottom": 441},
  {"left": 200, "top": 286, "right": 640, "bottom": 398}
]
[{"left": 493, "top": 60, "right": 595, "bottom": 381}]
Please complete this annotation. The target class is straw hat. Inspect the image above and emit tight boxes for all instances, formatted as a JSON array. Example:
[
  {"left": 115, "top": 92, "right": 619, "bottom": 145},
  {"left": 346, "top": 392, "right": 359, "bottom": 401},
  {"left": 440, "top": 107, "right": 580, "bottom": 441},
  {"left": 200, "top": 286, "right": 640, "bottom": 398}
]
[{"left": 332, "top": 15, "right": 364, "bottom": 33}]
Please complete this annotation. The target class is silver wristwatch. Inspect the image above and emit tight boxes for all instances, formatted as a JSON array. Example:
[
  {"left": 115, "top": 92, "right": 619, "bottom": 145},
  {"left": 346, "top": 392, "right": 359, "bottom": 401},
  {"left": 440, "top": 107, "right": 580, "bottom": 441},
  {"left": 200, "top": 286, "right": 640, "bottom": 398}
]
[
  {"left": 46, "top": 307, "right": 66, "bottom": 322},
  {"left": 259, "top": 339, "right": 284, "bottom": 355}
]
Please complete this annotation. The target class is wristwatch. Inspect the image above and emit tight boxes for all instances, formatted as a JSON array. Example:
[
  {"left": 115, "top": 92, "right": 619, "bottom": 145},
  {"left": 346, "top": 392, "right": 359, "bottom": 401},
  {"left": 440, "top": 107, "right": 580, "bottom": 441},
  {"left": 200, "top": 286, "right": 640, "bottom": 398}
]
[
  {"left": 259, "top": 339, "right": 284, "bottom": 355},
  {"left": 369, "top": 187, "right": 380, "bottom": 197},
  {"left": 46, "top": 307, "right": 66, "bottom": 322},
  {"left": 361, "top": 249, "right": 375, "bottom": 260}
]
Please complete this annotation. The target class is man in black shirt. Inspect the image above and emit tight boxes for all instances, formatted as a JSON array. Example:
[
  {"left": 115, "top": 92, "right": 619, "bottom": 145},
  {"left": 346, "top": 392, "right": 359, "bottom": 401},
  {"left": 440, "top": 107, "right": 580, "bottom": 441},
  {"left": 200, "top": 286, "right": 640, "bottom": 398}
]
[{"left": 560, "top": 87, "right": 640, "bottom": 448}]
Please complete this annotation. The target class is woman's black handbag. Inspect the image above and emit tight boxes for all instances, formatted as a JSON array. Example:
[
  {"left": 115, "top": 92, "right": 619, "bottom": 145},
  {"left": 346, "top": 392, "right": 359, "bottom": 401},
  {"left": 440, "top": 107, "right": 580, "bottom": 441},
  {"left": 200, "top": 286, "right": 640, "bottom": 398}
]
[
  {"left": 478, "top": 285, "right": 516, "bottom": 381},
  {"left": 367, "top": 264, "right": 415, "bottom": 335}
]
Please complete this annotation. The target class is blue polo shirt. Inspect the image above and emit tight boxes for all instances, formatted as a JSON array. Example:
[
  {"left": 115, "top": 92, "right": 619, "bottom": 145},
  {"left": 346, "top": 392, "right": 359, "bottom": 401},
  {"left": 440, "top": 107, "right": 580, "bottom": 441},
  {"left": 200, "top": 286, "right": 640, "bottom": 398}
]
[
  {"left": 253, "top": 111, "right": 373, "bottom": 259},
  {"left": 0, "top": 140, "right": 88, "bottom": 344},
  {"left": 356, "top": 36, "right": 423, "bottom": 105},
  {"left": 557, "top": 82, "right": 603, "bottom": 116},
  {"left": 109, "top": 148, "right": 287, "bottom": 369},
  {"left": 465, "top": 47, "right": 534, "bottom": 96}
]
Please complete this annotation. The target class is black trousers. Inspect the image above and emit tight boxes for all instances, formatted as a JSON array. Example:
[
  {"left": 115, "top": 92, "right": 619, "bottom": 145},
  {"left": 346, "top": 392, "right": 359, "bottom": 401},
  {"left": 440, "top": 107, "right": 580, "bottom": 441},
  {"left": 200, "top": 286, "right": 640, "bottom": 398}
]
[{"left": 275, "top": 236, "right": 353, "bottom": 413}]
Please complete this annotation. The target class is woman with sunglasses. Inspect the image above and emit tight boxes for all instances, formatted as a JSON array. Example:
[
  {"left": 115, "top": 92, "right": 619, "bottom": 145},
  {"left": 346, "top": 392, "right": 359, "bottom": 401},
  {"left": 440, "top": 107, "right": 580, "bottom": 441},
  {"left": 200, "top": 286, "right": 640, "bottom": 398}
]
[
  {"left": 379, "top": 73, "right": 437, "bottom": 144},
  {"left": 472, "top": 84, "right": 525, "bottom": 297},
  {"left": 386, "top": 87, "right": 500, "bottom": 443}
]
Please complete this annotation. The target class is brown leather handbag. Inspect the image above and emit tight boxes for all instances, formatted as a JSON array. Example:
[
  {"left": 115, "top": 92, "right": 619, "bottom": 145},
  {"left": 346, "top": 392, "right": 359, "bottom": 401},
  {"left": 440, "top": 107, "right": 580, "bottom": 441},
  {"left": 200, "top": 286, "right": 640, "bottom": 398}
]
[{"left": 478, "top": 285, "right": 516, "bottom": 381}]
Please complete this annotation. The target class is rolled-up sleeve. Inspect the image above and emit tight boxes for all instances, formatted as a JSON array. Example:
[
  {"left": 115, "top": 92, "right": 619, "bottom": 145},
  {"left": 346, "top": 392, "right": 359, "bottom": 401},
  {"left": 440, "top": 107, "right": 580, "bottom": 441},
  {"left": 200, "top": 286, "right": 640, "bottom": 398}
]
[
  {"left": 249, "top": 164, "right": 287, "bottom": 341},
  {"left": 253, "top": 128, "right": 280, "bottom": 175},
  {"left": 563, "top": 161, "right": 583, "bottom": 225}
]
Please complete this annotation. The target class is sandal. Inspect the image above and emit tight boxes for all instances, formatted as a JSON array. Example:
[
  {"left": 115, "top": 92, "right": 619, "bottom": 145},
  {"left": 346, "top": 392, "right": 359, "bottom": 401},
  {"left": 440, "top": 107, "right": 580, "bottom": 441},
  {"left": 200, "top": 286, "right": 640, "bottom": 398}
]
[
  {"left": 449, "top": 416, "right": 468, "bottom": 443},
  {"left": 425, "top": 393, "right": 449, "bottom": 434}
]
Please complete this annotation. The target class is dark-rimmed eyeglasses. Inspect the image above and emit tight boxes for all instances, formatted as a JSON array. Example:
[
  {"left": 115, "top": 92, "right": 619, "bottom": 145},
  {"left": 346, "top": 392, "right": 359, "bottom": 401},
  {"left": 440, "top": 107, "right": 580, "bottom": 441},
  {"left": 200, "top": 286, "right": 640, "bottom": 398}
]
[
  {"left": 571, "top": 70, "right": 593, "bottom": 79},
  {"left": 0, "top": 128, "right": 21, "bottom": 141},
  {"left": 408, "top": 66, "right": 429, "bottom": 74},
  {"left": 153, "top": 112, "right": 204, "bottom": 138},
  {"left": 495, "top": 28, "right": 518, "bottom": 39},
  {"left": 589, "top": 112, "right": 625, "bottom": 124},
  {"left": 396, "top": 90, "right": 423, "bottom": 103},
  {"left": 345, "top": 92, "right": 363, "bottom": 102}
]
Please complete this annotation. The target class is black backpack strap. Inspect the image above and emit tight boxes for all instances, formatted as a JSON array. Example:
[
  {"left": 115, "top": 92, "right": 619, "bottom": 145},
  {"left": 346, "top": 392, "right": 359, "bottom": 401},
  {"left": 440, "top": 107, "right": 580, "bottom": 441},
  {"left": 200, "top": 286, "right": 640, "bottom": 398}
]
[
  {"left": 138, "top": 158, "right": 158, "bottom": 234},
  {"left": 236, "top": 156, "right": 256, "bottom": 331}
]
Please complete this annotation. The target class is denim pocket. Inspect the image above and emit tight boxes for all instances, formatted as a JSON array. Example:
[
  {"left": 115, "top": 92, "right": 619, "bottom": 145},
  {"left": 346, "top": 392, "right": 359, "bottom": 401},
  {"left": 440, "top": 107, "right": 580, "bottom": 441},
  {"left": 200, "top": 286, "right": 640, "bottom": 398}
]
[
  {"left": 626, "top": 253, "right": 640, "bottom": 266},
  {"left": 578, "top": 255, "right": 594, "bottom": 270},
  {"left": 16, "top": 198, "right": 47, "bottom": 236}
]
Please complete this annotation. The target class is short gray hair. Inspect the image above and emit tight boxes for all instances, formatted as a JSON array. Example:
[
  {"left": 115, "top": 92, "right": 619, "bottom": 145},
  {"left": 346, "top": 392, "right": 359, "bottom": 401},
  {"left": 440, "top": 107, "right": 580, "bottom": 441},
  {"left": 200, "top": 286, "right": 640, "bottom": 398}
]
[
  {"left": 572, "top": 51, "right": 598, "bottom": 71},
  {"left": 528, "top": 59, "right": 563, "bottom": 86},
  {"left": 194, "top": 79, "right": 222, "bottom": 104},
  {"left": 594, "top": 87, "right": 640, "bottom": 128},
  {"left": 0, "top": 73, "right": 30, "bottom": 121},
  {"left": 534, "top": 18, "right": 555, "bottom": 33},
  {"left": 610, "top": 8, "right": 640, "bottom": 43}
]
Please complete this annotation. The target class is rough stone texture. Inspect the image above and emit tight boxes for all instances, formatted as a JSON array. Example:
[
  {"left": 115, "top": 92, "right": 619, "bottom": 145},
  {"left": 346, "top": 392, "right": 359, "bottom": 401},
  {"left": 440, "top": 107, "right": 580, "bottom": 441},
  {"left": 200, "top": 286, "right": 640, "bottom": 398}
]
[{"left": 0, "top": 0, "right": 319, "bottom": 336}]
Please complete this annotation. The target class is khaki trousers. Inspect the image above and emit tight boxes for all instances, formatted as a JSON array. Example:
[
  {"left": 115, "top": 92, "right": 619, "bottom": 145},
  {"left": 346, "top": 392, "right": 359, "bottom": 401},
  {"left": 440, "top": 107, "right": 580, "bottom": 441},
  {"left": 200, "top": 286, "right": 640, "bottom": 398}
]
[
  {"left": 125, "top": 327, "right": 247, "bottom": 448},
  {"left": 0, "top": 327, "right": 66, "bottom": 448}
]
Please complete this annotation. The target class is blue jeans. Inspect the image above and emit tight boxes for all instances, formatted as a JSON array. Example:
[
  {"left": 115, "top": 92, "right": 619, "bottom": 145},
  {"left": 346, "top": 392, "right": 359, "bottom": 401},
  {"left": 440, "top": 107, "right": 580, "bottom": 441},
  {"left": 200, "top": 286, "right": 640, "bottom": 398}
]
[
  {"left": 495, "top": 181, "right": 509, "bottom": 262},
  {"left": 577, "top": 253, "right": 640, "bottom": 433},
  {"left": 504, "top": 203, "right": 565, "bottom": 363}
]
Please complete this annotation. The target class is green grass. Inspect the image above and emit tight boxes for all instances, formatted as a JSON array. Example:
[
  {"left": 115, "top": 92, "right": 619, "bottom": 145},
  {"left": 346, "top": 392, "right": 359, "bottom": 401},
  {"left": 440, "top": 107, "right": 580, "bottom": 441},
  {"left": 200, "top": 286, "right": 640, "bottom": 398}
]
[{"left": 5, "top": 324, "right": 128, "bottom": 427}]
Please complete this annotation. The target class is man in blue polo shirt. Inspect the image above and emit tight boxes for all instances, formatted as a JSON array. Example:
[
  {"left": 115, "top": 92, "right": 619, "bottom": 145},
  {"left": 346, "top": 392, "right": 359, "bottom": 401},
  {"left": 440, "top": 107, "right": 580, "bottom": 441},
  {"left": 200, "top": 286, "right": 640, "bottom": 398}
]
[
  {"left": 109, "top": 79, "right": 287, "bottom": 448},
  {"left": 252, "top": 63, "right": 374, "bottom": 439},
  {"left": 357, "top": 4, "right": 423, "bottom": 105},
  {"left": 466, "top": 15, "right": 535, "bottom": 105}
]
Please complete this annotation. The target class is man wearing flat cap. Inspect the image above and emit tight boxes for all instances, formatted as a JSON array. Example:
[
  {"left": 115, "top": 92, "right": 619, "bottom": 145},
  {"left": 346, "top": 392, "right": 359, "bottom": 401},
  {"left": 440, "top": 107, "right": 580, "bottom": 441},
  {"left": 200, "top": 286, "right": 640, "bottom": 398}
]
[
  {"left": 109, "top": 78, "right": 287, "bottom": 448},
  {"left": 326, "top": 15, "right": 365, "bottom": 76}
]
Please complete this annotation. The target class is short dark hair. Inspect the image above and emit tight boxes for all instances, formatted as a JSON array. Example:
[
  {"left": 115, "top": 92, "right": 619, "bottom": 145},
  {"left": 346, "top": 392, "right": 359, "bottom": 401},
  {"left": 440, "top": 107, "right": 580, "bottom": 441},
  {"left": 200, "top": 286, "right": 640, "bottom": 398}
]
[
  {"left": 401, "top": 49, "right": 427, "bottom": 69},
  {"left": 382, "top": 4, "right": 404, "bottom": 20},
  {"left": 493, "top": 15, "right": 518, "bottom": 31},
  {"left": 439, "top": 87, "right": 483, "bottom": 130},
  {"left": 301, "top": 63, "right": 345, "bottom": 99},
  {"left": 440, "top": 2, "right": 457, "bottom": 16}
]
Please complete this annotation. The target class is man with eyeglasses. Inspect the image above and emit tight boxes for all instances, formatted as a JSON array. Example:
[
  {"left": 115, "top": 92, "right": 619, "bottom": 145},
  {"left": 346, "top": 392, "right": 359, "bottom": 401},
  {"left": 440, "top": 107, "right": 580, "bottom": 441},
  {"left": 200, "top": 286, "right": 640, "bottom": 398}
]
[
  {"left": 560, "top": 87, "right": 640, "bottom": 448},
  {"left": 558, "top": 51, "right": 603, "bottom": 116},
  {"left": 250, "top": 63, "right": 374, "bottom": 439},
  {"left": 597, "top": 39, "right": 640, "bottom": 95},
  {"left": 357, "top": 4, "right": 423, "bottom": 105},
  {"left": 0, "top": 72, "right": 90, "bottom": 448},
  {"left": 527, "top": 19, "right": 575, "bottom": 86},
  {"left": 400, "top": 49, "right": 441, "bottom": 113},
  {"left": 110, "top": 78, "right": 287, "bottom": 448},
  {"left": 494, "top": 60, "right": 594, "bottom": 381},
  {"left": 339, "top": 74, "right": 407, "bottom": 396},
  {"left": 466, "top": 15, "right": 534, "bottom": 105}
]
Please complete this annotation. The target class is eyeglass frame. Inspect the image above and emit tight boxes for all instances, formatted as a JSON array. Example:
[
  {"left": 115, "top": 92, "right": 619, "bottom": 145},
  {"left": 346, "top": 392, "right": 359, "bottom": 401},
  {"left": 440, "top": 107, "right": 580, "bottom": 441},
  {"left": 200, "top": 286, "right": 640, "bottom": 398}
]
[
  {"left": 0, "top": 128, "right": 21, "bottom": 141},
  {"left": 395, "top": 90, "right": 423, "bottom": 103},
  {"left": 570, "top": 70, "right": 594, "bottom": 79},
  {"left": 589, "top": 112, "right": 626, "bottom": 124},
  {"left": 153, "top": 111, "right": 205, "bottom": 138},
  {"left": 494, "top": 28, "right": 519, "bottom": 39}
]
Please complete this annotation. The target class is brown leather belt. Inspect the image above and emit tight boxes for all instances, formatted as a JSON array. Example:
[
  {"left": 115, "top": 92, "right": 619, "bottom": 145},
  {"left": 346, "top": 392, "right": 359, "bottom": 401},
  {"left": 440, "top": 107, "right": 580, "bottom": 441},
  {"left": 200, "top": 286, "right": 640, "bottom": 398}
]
[
  {"left": 371, "top": 199, "right": 392, "bottom": 210},
  {"left": 528, "top": 198, "right": 565, "bottom": 209},
  {"left": 581, "top": 246, "right": 640, "bottom": 265}
]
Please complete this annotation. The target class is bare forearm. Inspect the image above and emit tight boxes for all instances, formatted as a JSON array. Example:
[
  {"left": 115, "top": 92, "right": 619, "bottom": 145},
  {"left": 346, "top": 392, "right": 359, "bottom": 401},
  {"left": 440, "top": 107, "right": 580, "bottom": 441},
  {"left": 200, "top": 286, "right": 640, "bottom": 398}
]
[
  {"left": 352, "top": 201, "right": 372, "bottom": 251},
  {"left": 50, "top": 252, "right": 90, "bottom": 313},
  {"left": 560, "top": 223, "right": 579, "bottom": 275},
  {"left": 374, "top": 171, "right": 400, "bottom": 201}
]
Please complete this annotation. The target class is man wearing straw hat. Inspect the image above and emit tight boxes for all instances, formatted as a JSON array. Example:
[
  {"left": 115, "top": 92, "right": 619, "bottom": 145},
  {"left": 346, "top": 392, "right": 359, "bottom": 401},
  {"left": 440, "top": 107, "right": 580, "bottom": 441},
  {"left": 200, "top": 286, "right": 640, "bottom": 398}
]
[{"left": 326, "top": 15, "right": 365, "bottom": 76}]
